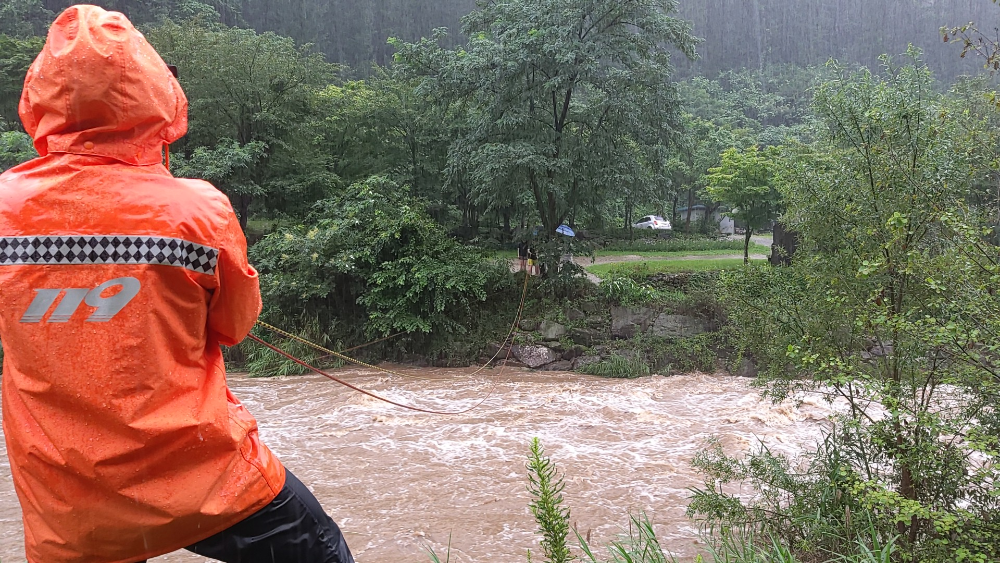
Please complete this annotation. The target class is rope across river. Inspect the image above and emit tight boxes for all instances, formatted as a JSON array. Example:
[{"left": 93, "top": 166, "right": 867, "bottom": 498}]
[{"left": 249, "top": 272, "right": 531, "bottom": 415}]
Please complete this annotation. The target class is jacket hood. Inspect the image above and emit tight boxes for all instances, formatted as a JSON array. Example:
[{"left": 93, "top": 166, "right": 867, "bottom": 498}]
[{"left": 18, "top": 4, "right": 188, "bottom": 166}]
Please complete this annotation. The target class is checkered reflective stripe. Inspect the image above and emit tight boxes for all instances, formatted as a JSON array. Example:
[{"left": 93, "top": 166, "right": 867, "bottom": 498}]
[{"left": 0, "top": 235, "right": 219, "bottom": 274}]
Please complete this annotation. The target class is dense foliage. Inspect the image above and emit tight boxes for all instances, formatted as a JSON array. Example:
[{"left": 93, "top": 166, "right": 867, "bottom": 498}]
[
  {"left": 146, "top": 22, "right": 336, "bottom": 227},
  {"left": 708, "top": 53, "right": 1000, "bottom": 562}
]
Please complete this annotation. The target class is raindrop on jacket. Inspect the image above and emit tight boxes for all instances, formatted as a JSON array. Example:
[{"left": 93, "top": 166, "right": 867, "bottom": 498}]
[{"left": 0, "top": 6, "right": 285, "bottom": 562}]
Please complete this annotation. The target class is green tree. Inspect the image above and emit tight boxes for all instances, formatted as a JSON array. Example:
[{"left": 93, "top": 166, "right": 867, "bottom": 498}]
[
  {"left": 0, "top": 128, "right": 37, "bottom": 171},
  {"left": 310, "top": 73, "right": 455, "bottom": 219},
  {"left": 147, "top": 21, "right": 335, "bottom": 229},
  {"left": 393, "top": 0, "right": 698, "bottom": 238},
  {"left": 944, "top": 0, "right": 1000, "bottom": 72},
  {"left": 36, "top": 1, "right": 233, "bottom": 26},
  {"left": 0, "top": 34, "right": 44, "bottom": 131},
  {"left": 0, "top": 0, "right": 53, "bottom": 38},
  {"left": 664, "top": 113, "right": 750, "bottom": 234},
  {"left": 705, "top": 145, "right": 779, "bottom": 263},
  {"left": 169, "top": 138, "right": 267, "bottom": 215}
]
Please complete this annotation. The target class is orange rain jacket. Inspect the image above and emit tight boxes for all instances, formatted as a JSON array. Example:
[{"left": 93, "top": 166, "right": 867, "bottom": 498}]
[{"left": 0, "top": 6, "right": 285, "bottom": 562}]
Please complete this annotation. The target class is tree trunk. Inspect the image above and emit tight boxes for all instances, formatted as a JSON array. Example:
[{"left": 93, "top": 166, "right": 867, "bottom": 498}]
[
  {"left": 236, "top": 194, "right": 251, "bottom": 232},
  {"left": 625, "top": 196, "right": 636, "bottom": 240},
  {"left": 743, "top": 227, "right": 753, "bottom": 265},
  {"left": 685, "top": 188, "right": 694, "bottom": 233},
  {"left": 769, "top": 221, "right": 799, "bottom": 265}
]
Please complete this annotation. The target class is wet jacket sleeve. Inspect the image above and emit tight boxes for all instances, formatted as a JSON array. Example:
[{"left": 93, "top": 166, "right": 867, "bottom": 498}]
[{"left": 207, "top": 207, "right": 262, "bottom": 346}]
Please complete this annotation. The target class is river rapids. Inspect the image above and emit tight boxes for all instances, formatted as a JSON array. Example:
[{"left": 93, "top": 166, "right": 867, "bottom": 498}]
[{"left": 0, "top": 368, "right": 840, "bottom": 562}]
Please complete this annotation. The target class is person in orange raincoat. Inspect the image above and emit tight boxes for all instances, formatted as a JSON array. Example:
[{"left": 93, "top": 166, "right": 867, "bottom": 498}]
[{"left": 0, "top": 6, "right": 354, "bottom": 563}]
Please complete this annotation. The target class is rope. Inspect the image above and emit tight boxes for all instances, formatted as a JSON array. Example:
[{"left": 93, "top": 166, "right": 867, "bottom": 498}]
[
  {"left": 249, "top": 272, "right": 532, "bottom": 414},
  {"left": 246, "top": 333, "right": 502, "bottom": 415}
]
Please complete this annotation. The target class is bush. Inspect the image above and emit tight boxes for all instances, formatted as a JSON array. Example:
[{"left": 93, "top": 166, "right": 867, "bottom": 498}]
[
  {"left": 602, "top": 238, "right": 748, "bottom": 254},
  {"left": 590, "top": 259, "right": 759, "bottom": 278},
  {"left": 659, "top": 335, "right": 718, "bottom": 374},
  {"left": 535, "top": 257, "right": 592, "bottom": 300},
  {"left": 687, "top": 428, "right": 997, "bottom": 563},
  {"left": 599, "top": 270, "right": 661, "bottom": 306},
  {"left": 579, "top": 354, "right": 652, "bottom": 378},
  {"left": 0, "top": 130, "right": 37, "bottom": 172},
  {"left": 248, "top": 176, "right": 516, "bottom": 372}
]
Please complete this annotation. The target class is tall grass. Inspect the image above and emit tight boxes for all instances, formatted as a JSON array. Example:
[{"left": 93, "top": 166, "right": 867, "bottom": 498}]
[
  {"left": 578, "top": 354, "right": 652, "bottom": 378},
  {"left": 577, "top": 512, "right": 679, "bottom": 563}
]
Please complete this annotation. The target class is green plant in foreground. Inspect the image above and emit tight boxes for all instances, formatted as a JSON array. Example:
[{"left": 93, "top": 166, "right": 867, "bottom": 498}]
[
  {"left": 527, "top": 437, "right": 573, "bottom": 563},
  {"left": 425, "top": 533, "right": 452, "bottom": 563},
  {"left": 427, "top": 440, "right": 685, "bottom": 563},
  {"left": 578, "top": 512, "right": 678, "bottom": 563},
  {"left": 715, "top": 53, "right": 1000, "bottom": 563}
]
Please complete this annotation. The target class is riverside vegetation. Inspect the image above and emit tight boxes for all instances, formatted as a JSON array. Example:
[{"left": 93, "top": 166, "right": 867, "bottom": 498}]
[
  {"left": 463, "top": 50, "right": 1000, "bottom": 563},
  {"left": 2, "top": 0, "right": 1000, "bottom": 561}
]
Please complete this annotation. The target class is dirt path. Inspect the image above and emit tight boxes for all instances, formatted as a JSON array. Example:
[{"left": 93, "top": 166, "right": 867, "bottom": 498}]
[{"left": 727, "top": 233, "right": 774, "bottom": 248}]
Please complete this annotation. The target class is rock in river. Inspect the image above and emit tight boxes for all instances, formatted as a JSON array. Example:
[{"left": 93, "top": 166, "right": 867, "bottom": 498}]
[{"left": 512, "top": 344, "right": 560, "bottom": 368}]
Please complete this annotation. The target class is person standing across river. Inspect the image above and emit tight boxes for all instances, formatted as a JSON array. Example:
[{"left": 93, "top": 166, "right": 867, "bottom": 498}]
[
  {"left": 527, "top": 244, "right": 540, "bottom": 276},
  {"left": 517, "top": 240, "right": 529, "bottom": 272},
  {"left": 0, "top": 6, "right": 354, "bottom": 563}
]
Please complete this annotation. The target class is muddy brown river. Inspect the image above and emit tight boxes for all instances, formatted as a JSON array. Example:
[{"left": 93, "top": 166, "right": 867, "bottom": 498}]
[{"left": 0, "top": 368, "right": 839, "bottom": 562}]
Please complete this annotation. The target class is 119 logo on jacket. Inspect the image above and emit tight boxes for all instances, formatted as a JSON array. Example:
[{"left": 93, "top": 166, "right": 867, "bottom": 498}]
[{"left": 20, "top": 277, "right": 141, "bottom": 323}]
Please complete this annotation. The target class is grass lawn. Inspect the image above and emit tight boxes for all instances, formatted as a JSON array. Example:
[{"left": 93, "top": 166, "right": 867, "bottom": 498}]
[
  {"left": 492, "top": 244, "right": 770, "bottom": 260},
  {"left": 587, "top": 258, "right": 766, "bottom": 277}
]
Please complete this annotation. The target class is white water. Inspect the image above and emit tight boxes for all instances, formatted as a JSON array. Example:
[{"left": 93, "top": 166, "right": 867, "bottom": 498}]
[{"left": 0, "top": 368, "right": 839, "bottom": 562}]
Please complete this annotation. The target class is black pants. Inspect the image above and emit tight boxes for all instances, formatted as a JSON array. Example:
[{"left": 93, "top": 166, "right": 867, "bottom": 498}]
[{"left": 138, "top": 469, "right": 354, "bottom": 563}]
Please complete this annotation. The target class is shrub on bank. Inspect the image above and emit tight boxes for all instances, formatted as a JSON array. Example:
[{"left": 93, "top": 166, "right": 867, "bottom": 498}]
[
  {"left": 246, "top": 176, "right": 516, "bottom": 374},
  {"left": 578, "top": 354, "right": 652, "bottom": 378},
  {"left": 589, "top": 259, "right": 762, "bottom": 278},
  {"left": 602, "top": 238, "right": 749, "bottom": 254}
]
